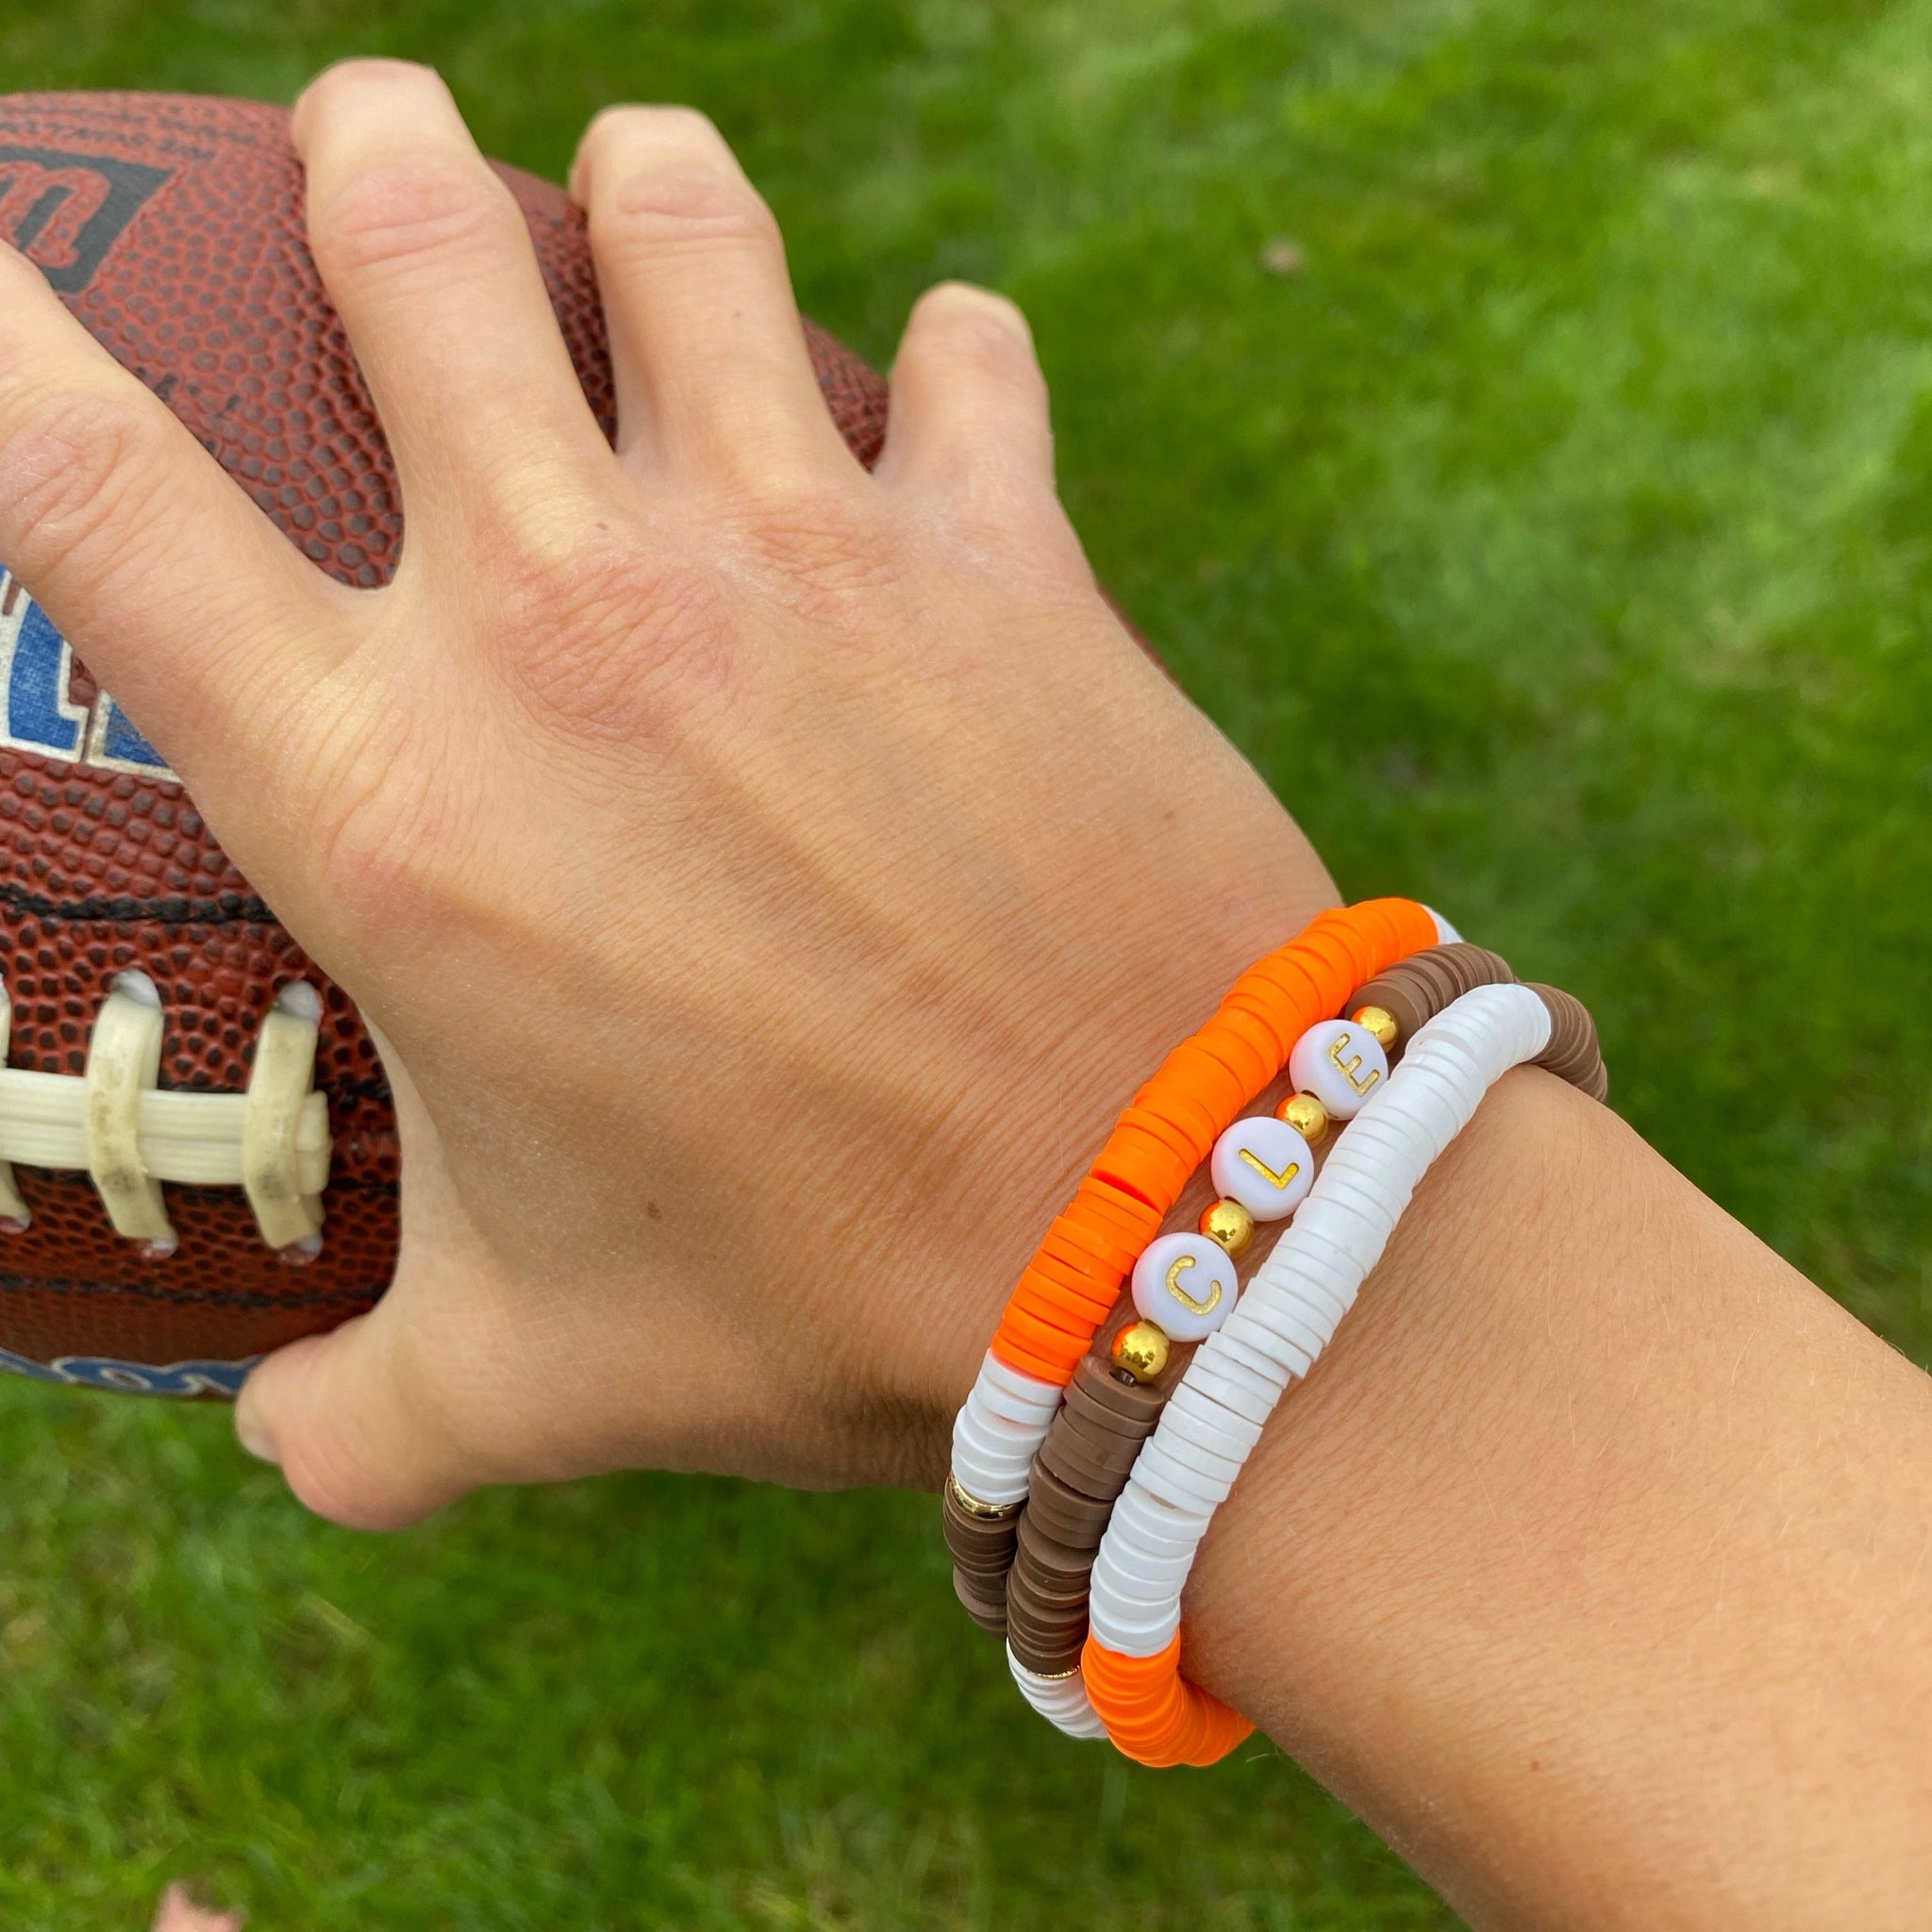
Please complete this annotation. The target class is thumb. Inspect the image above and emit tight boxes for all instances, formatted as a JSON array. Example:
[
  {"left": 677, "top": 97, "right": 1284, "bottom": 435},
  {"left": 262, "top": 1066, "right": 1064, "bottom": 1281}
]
[{"left": 234, "top": 1303, "right": 475, "bottom": 1530}]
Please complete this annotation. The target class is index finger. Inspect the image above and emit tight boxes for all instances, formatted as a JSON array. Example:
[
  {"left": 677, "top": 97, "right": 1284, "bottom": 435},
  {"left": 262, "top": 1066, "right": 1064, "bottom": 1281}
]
[{"left": 0, "top": 242, "right": 346, "bottom": 802}]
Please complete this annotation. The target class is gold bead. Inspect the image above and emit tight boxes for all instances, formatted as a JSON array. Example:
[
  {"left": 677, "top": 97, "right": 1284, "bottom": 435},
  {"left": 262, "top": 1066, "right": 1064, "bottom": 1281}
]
[
  {"left": 1197, "top": 1196, "right": 1256, "bottom": 1258},
  {"left": 1277, "top": 1090, "right": 1330, "bottom": 1147},
  {"left": 1351, "top": 1004, "right": 1399, "bottom": 1051},
  {"left": 1109, "top": 1320, "right": 1171, "bottom": 1385},
  {"left": 946, "top": 1474, "right": 1020, "bottom": 1520}
]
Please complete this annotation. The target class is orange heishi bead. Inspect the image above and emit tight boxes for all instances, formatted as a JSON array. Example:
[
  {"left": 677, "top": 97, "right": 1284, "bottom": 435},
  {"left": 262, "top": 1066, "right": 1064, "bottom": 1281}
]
[
  {"left": 1155, "top": 1074, "right": 1226, "bottom": 1158},
  {"left": 987, "top": 1331, "right": 1079, "bottom": 1384},
  {"left": 992, "top": 1306, "right": 1089, "bottom": 1373},
  {"left": 1166, "top": 1041, "right": 1249, "bottom": 1124},
  {"left": 1091, "top": 1122, "right": 1193, "bottom": 1211},
  {"left": 1200, "top": 1005, "right": 1279, "bottom": 1089},
  {"left": 1072, "top": 1176, "right": 1164, "bottom": 1248},
  {"left": 1041, "top": 1217, "right": 1140, "bottom": 1283},
  {"left": 1009, "top": 1275, "right": 1114, "bottom": 1337},
  {"left": 1025, "top": 1251, "right": 1119, "bottom": 1312},
  {"left": 1005, "top": 1274, "right": 1097, "bottom": 1334},
  {"left": 1080, "top": 1632, "right": 1255, "bottom": 1768}
]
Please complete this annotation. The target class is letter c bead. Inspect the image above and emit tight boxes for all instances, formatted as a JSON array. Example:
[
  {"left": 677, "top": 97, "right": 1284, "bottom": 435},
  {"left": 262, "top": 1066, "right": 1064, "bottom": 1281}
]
[
  {"left": 1132, "top": 1233, "right": 1240, "bottom": 1343},
  {"left": 1209, "top": 1115, "right": 1314, "bottom": 1220}
]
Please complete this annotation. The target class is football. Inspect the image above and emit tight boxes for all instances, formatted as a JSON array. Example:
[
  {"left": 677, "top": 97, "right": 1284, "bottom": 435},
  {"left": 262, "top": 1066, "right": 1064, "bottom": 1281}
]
[{"left": 0, "top": 92, "right": 890, "bottom": 1395}]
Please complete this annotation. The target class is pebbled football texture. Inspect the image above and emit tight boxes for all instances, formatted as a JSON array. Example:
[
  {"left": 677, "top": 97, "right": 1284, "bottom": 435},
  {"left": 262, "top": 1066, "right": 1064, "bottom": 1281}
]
[{"left": 0, "top": 92, "right": 890, "bottom": 1393}]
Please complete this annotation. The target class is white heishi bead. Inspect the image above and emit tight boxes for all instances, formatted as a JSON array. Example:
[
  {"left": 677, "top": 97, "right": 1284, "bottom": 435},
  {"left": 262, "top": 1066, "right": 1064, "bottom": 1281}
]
[
  {"left": 1425, "top": 905, "right": 1464, "bottom": 945},
  {"left": 1239, "top": 1295, "right": 1328, "bottom": 1370},
  {"left": 948, "top": 1357, "right": 1058, "bottom": 1507},
  {"left": 950, "top": 1438, "right": 1030, "bottom": 1508},
  {"left": 1008, "top": 1648, "right": 1109, "bottom": 1740},
  {"left": 954, "top": 1405, "right": 1041, "bottom": 1465},
  {"left": 977, "top": 1383, "right": 1057, "bottom": 1430},
  {"left": 1208, "top": 1329, "right": 1295, "bottom": 1394},
  {"left": 1209, "top": 1114, "right": 1315, "bottom": 1221},
  {"left": 1288, "top": 1016, "right": 1391, "bottom": 1120},
  {"left": 1109, "top": 1521, "right": 1195, "bottom": 1574},
  {"left": 1088, "top": 1569, "right": 1182, "bottom": 1657},
  {"left": 1158, "top": 1424, "right": 1247, "bottom": 1488},
  {"left": 1099, "top": 1541, "right": 1195, "bottom": 1591},
  {"left": 1185, "top": 1362, "right": 1276, "bottom": 1427},
  {"left": 1169, "top": 1384, "right": 1265, "bottom": 1457},
  {"left": 980, "top": 1352, "right": 1062, "bottom": 1416},
  {"left": 1137, "top": 1437, "right": 1236, "bottom": 1508},
  {"left": 1092, "top": 1543, "right": 1177, "bottom": 1606},
  {"left": 1112, "top": 1487, "right": 1206, "bottom": 1554},
  {"left": 1127, "top": 1448, "right": 1221, "bottom": 1517},
  {"left": 1131, "top": 1231, "right": 1240, "bottom": 1342}
]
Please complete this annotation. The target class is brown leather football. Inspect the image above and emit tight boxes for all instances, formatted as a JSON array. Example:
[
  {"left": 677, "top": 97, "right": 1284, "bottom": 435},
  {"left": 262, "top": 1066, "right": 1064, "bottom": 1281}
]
[{"left": 0, "top": 92, "right": 890, "bottom": 1395}]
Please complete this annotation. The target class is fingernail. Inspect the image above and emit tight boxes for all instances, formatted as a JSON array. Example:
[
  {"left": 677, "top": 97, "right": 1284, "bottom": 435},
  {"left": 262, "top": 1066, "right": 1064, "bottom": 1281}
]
[
  {"left": 935, "top": 281, "right": 1032, "bottom": 343},
  {"left": 234, "top": 1402, "right": 279, "bottom": 1465}
]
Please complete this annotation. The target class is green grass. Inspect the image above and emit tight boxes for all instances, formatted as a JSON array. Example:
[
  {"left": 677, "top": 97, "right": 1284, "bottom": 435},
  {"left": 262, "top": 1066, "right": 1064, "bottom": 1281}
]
[{"left": 4, "top": 0, "right": 1931, "bottom": 1924}]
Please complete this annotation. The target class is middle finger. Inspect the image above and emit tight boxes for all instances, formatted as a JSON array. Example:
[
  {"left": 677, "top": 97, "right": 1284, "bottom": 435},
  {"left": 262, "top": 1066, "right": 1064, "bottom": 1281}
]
[{"left": 293, "top": 60, "right": 613, "bottom": 548}]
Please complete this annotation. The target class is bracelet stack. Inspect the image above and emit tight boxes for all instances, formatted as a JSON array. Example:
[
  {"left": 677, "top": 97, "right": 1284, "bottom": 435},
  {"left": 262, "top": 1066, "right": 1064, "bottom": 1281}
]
[
  {"left": 944, "top": 897, "right": 1442, "bottom": 1731},
  {"left": 944, "top": 899, "right": 1608, "bottom": 1766}
]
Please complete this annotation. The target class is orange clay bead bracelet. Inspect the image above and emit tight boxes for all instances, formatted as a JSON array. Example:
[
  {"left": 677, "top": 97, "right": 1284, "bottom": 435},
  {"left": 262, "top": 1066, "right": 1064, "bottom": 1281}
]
[
  {"left": 944, "top": 898, "right": 1444, "bottom": 1716},
  {"left": 990, "top": 898, "right": 1439, "bottom": 1380}
]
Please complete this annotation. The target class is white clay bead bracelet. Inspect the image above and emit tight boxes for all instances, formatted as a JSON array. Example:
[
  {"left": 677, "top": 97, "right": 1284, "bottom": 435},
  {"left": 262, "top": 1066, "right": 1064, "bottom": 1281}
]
[{"left": 1085, "top": 982, "right": 1556, "bottom": 1673}]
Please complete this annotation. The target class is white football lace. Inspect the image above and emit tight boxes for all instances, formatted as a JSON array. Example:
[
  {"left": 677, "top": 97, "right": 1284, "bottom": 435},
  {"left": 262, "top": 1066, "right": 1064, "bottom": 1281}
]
[{"left": 0, "top": 971, "right": 331, "bottom": 1256}]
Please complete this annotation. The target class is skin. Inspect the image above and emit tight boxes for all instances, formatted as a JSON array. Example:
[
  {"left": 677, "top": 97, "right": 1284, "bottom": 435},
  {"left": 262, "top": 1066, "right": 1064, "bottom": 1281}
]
[
  {"left": 0, "top": 58, "right": 1923, "bottom": 1931},
  {"left": 151, "top": 1886, "right": 242, "bottom": 1932}
]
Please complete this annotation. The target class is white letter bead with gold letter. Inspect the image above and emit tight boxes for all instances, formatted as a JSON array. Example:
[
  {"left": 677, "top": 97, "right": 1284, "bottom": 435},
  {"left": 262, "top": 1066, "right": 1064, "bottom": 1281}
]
[
  {"left": 1131, "top": 1232, "right": 1239, "bottom": 1342},
  {"left": 1209, "top": 1115, "right": 1314, "bottom": 1220},
  {"left": 1288, "top": 1017, "right": 1390, "bottom": 1120}
]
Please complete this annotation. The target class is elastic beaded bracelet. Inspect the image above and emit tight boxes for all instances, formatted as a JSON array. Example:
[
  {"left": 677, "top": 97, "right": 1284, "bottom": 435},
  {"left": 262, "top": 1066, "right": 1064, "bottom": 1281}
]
[
  {"left": 943, "top": 897, "right": 1445, "bottom": 1636},
  {"left": 1006, "top": 945, "right": 1606, "bottom": 1739},
  {"left": 1082, "top": 980, "right": 1602, "bottom": 1766}
]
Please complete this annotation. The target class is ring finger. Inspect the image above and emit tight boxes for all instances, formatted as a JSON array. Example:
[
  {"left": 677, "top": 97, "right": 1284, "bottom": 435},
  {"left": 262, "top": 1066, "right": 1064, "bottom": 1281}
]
[{"left": 570, "top": 106, "right": 853, "bottom": 488}]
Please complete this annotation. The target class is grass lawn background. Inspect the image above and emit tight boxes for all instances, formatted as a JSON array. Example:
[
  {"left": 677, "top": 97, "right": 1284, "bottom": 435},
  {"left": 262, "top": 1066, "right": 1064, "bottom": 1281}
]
[{"left": 2, "top": 0, "right": 1929, "bottom": 1924}]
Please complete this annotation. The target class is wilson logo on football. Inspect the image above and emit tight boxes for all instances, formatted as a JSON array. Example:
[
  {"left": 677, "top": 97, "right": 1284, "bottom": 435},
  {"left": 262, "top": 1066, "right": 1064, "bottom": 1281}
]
[
  {"left": 0, "top": 565, "right": 175, "bottom": 780},
  {"left": 0, "top": 145, "right": 169, "bottom": 291}
]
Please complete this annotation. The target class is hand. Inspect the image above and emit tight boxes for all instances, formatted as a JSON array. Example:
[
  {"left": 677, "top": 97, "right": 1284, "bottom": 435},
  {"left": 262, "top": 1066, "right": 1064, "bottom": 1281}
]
[{"left": 0, "top": 59, "right": 1331, "bottom": 1526}]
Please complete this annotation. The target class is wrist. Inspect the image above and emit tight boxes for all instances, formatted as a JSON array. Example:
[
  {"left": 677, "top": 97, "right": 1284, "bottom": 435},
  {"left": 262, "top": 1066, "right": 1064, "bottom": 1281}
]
[
  {"left": 1179, "top": 1065, "right": 1932, "bottom": 1926},
  {"left": 1181, "top": 1065, "right": 1591, "bottom": 1695}
]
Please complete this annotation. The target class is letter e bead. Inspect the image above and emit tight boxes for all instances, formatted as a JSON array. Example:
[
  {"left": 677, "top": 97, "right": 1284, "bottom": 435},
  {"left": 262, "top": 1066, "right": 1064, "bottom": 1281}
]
[{"left": 1288, "top": 1017, "right": 1390, "bottom": 1121}]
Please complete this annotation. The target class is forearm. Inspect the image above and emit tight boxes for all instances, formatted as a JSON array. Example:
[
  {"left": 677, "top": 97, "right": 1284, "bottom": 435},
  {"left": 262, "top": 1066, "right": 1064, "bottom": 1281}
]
[{"left": 1186, "top": 1069, "right": 1932, "bottom": 1930}]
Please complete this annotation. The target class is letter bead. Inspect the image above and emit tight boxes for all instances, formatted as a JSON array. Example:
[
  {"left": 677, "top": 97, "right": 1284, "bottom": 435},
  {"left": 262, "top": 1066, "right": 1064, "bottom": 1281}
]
[
  {"left": 1209, "top": 1116, "right": 1314, "bottom": 1221},
  {"left": 1288, "top": 1017, "right": 1390, "bottom": 1121},
  {"left": 1131, "top": 1233, "right": 1239, "bottom": 1342}
]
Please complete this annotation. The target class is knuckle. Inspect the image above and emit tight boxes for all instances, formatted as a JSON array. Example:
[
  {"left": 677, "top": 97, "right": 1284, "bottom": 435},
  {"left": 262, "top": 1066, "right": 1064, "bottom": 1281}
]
[
  {"left": 487, "top": 530, "right": 735, "bottom": 741},
  {"left": 304, "top": 689, "right": 466, "bottom": 945},
  {"left": 0, "top": 385, "right": 178, "bottom": 586},
  {"left": 314, "top": 157, "right": 522, "bottom": 286},
  {"left": 275, "top": 1424, "right": 403, "bottom": 1531},
  {"left": 732, "top": 476, "right": 895, "bottom": 604},
  {"left": 0, "top": 239, "right": 49, "bottom": 297},
  {"left": 592, "top": 158, "right": 780, "bottom": 262}
]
